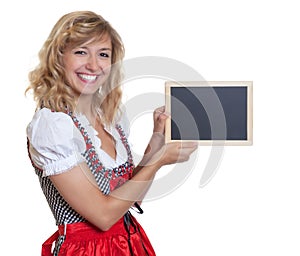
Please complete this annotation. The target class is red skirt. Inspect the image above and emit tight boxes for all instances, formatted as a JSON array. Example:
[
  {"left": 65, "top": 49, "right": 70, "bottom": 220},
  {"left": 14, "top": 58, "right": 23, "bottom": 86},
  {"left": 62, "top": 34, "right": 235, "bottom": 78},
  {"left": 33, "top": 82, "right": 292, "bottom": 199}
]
[{"left": 42, "top": 214, "right": 156, "bottom": 256}]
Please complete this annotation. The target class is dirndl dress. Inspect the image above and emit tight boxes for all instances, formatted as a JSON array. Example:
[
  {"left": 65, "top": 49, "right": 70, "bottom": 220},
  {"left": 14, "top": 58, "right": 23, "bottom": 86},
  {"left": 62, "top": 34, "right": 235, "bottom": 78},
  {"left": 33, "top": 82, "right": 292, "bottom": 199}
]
[{"left": 27, "top": 111, "right": 156, "bottom": 256}]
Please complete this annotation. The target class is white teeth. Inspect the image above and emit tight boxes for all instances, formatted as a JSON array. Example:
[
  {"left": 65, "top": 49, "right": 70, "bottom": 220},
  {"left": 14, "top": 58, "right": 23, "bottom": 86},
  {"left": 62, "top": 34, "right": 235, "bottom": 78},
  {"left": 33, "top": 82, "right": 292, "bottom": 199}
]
[{"left": 78, "top": 74, "right": 97, "bottom": 81}]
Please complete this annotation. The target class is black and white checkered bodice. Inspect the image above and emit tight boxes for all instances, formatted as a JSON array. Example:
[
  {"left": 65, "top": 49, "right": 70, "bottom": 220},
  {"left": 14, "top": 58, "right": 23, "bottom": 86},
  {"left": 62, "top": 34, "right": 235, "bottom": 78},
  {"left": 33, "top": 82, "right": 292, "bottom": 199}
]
[{"left": 29, "top": 113, "right": 134, "bottom": 225}]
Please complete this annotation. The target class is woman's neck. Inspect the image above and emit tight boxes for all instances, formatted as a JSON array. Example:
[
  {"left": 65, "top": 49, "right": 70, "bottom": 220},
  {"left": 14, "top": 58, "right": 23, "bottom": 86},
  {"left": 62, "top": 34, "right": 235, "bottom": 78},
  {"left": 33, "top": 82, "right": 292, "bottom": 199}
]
[{"left": 75, "top": 95, "right": 97, "bottom": 125}]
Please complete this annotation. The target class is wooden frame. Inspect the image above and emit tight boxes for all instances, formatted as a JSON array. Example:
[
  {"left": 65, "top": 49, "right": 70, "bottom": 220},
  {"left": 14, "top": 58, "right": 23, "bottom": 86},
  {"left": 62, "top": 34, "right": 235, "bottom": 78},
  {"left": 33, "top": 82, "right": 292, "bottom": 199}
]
[{"left": 165, "top": 81, "right": 253, "bottom": 145}]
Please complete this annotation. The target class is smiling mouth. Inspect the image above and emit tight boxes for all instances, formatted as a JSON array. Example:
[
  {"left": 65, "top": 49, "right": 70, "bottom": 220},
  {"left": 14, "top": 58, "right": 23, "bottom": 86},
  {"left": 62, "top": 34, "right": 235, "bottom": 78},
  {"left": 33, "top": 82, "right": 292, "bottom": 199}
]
[{"left": 77, "top": 73, "right": 98, "bottom": 82}]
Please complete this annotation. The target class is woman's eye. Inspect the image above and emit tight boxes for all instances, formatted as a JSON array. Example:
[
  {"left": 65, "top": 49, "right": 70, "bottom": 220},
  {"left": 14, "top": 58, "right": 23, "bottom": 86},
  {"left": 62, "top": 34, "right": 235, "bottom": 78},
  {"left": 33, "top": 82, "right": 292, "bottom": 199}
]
[
  {"left": 100, "top": 52, "right": 109, "bottom": 58},
  {"left": 74, "top": 50, "right": 86, "bottom": 55}
]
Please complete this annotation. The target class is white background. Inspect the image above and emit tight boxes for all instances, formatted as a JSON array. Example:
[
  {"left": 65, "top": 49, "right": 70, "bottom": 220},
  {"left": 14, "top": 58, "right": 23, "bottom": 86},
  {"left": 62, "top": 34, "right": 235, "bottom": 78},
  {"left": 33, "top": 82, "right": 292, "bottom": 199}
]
[{"left": 1, "top": 0, "right": 300, "bottom": 255}]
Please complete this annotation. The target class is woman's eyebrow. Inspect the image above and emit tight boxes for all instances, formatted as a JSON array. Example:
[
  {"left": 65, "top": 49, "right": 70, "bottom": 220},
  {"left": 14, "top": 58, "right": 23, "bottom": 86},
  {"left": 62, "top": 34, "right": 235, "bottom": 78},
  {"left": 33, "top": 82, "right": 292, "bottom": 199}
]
[
  {"left": 99, "top": 48, "right": 112, "bottom": 51},
  {"left": 78, "top": 46, "right": 112, "bottom": 51}
]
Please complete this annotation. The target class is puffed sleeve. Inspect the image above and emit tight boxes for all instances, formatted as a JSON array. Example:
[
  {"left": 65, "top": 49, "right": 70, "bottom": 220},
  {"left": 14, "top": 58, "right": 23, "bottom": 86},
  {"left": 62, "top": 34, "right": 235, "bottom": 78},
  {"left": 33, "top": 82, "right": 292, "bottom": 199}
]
[{"left": 27, "top": 108, "right": 86, "bottom": 177}]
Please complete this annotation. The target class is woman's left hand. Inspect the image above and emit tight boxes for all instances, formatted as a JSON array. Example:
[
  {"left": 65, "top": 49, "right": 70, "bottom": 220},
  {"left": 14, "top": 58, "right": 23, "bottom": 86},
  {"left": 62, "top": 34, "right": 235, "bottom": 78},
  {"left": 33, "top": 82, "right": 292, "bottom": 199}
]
[
  {"left": 137, "top": 106, "right": 169, "bottom": 168},
  {"left": 153, "top": 106, "right": 169, "bottom": 134}
]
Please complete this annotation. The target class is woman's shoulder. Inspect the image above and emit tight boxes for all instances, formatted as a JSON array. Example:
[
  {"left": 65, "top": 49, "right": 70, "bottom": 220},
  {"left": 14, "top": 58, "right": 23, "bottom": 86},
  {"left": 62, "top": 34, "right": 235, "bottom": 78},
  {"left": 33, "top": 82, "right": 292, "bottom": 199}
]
[
  {"left": 27, "top": 108, "right": 74, "bottom": 141},
  {"left": 29, "top": 108, "right": 71, "bottom": 123},
  {"left": 26, "top": 108, "right": 86, "bottom": 176}
]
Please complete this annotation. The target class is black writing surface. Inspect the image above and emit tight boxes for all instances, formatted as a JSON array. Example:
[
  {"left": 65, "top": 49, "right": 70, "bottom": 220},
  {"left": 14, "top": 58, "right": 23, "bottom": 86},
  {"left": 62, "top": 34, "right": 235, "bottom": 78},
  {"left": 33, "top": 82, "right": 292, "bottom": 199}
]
[{"left": 167, "top": 84, "right": 252, "bottom": 145}]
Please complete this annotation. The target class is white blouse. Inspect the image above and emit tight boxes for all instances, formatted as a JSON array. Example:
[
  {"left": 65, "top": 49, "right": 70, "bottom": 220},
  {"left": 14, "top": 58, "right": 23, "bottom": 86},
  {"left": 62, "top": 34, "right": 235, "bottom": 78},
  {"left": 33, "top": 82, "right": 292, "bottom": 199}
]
[{"left": 27, "top": 108, "right": 130, "bottom": 177}]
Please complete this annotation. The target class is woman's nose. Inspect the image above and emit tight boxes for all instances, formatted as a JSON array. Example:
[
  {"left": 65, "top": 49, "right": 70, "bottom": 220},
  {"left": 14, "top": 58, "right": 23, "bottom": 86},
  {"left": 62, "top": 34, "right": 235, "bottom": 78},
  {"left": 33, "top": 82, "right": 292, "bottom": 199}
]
[{"left": 86, "top": 56, "right": 100, "bottom": 72}]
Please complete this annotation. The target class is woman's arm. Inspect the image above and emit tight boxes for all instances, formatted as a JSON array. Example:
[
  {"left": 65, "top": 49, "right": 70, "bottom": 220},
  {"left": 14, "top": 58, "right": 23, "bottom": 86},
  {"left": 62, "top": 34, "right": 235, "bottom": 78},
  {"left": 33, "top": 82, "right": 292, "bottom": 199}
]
[
  {"left": 50, "top": 140, "right": 197, "bottom": 231},
  {"left": 49, "top": 106, "right": 197, "bottom": 231}
]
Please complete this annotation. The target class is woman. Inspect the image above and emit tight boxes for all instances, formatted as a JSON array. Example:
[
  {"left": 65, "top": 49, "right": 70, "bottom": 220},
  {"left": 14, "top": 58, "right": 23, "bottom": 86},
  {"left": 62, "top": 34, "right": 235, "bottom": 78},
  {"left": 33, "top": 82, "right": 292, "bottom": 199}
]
[{"left": 26, "top": 11, "right": 197, "bottom": 256}]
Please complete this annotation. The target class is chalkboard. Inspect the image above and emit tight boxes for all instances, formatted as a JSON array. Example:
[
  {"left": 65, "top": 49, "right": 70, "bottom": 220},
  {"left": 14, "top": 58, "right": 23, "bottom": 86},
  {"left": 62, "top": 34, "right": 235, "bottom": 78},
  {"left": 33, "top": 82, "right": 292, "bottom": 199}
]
[{"left": 165, "top": 81, "right": 253, "bottom": 145}]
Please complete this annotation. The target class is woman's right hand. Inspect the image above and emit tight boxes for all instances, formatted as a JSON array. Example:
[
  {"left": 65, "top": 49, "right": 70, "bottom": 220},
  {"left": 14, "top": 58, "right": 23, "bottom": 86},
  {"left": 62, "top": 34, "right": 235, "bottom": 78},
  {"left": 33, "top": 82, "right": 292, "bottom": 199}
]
[{"left": 149, "top": 141, "right": 198, "bottom": 168}]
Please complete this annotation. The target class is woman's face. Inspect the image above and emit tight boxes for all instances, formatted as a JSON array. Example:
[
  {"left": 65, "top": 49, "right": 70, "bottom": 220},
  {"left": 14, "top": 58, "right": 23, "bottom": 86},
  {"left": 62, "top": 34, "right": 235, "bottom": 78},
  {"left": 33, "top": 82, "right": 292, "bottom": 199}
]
[{"left": 63, "top": 34, "right": 112, "bottom": 97}]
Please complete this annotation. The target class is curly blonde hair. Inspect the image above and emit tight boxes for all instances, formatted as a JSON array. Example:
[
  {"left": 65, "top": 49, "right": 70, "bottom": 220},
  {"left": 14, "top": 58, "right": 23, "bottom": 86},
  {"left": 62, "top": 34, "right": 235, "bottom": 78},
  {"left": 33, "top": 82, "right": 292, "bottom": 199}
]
[{"left": 26, "top": 11, "right": 125, "bottom": 125}]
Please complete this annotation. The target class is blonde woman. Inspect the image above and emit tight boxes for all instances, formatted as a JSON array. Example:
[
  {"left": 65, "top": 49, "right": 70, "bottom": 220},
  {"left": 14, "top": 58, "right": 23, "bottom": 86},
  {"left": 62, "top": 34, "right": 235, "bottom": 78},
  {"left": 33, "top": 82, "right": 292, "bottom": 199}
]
[{"left": 26, "top": 11, "right": 197, "bottom": 256}]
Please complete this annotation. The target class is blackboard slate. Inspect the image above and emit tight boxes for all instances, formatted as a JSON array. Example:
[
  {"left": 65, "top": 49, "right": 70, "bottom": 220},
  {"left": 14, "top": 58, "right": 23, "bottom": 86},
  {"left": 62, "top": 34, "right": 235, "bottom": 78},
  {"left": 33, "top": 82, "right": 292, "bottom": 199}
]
[{"left": 166, "top": 82, "right": 253, "bottom": 145}]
